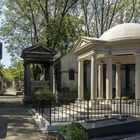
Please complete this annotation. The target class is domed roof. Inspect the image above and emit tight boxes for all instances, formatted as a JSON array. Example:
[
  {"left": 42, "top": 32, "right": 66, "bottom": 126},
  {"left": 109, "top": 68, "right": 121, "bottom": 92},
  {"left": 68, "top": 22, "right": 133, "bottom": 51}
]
[{"left": 100, "top": 23, "right": 140, "bottom": 41}]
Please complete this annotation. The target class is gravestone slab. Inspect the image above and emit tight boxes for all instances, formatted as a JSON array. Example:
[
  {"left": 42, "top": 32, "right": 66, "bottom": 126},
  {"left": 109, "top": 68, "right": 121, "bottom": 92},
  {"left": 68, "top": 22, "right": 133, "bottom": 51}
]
[
  {"left": 0, "top": 119, "right": 7, "bottom": 138},
  {"left": 79, "top": 116, "right": 140, "bottom": 139}
]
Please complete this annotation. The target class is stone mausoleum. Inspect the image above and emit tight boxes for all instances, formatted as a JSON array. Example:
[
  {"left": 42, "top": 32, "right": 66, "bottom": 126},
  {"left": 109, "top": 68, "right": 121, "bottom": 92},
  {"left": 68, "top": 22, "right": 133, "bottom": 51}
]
[
  {"left": 21, "top": 43, "right": 56, "bottom": 102},
  {"left": 73, "top": 23, "right": 140, "bottom": 100}
]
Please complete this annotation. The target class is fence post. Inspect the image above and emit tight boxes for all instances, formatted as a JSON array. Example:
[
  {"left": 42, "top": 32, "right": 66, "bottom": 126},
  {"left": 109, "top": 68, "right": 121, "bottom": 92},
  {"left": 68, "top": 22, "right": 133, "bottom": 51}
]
[
  {"left": 49, "top": 100, "right": 52, "bottom": 125},
  {"left": 41, "top": 99, "right": 44, "bottom": 117},
  {"left": 39, "top": 100, "right": 41, "bottom": 115},
  {"left": 35, "top": 96, "right": 38, "bottom": 113},
  {"left": 87, "top": 100, "right": 89, "bottom": 120},
  {"left": 36, "top": 98, "right": 38, "bottom": 113},
  {"left": 120, "top": 98, "right": 122, "bottom": 116}
]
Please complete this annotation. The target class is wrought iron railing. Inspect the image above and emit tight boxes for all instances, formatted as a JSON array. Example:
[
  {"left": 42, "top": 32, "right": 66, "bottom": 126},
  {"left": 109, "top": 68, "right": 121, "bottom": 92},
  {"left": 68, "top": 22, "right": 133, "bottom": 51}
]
[{"left": 33, "top": 96, "right": 140, "bottom": 125}]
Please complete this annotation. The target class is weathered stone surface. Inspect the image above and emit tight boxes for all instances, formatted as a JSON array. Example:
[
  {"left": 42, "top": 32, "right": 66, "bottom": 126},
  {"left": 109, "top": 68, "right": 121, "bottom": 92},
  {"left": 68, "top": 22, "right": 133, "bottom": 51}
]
[{"left": 0, "top": 119, "right": 7, "bottom": 139}]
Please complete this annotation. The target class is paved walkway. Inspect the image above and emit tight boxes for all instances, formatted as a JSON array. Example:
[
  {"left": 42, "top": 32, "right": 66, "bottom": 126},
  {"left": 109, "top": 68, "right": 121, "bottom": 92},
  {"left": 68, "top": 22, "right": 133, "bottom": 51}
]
[{"left": 0, "top": 95, "right": 47, "bottom": 140}]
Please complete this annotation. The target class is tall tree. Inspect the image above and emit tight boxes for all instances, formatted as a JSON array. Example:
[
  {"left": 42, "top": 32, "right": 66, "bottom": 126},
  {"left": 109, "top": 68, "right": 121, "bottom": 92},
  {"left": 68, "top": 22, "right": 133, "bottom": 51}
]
[
  {"left": 0, "top": 0, "right": 82, "bottom": 60},
  {"left": 0, "top": 0, "right": 139, "bottom": 61},
  {"left": 77, "top": 0, "right": 137, "bottom": 37}
]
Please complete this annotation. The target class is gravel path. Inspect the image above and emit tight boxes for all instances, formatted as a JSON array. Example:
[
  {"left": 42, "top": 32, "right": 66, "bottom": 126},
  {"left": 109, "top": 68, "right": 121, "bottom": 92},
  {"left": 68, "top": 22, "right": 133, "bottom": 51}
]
[{"left": 0, "top": 95, "right": 47, "bottom": 140}]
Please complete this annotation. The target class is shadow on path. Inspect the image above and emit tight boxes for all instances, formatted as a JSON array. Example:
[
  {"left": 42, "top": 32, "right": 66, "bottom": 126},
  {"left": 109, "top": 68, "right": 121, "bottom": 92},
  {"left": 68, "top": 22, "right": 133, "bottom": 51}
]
[{"left": 0, "top": 95, "right": 46, "bottom": 140}]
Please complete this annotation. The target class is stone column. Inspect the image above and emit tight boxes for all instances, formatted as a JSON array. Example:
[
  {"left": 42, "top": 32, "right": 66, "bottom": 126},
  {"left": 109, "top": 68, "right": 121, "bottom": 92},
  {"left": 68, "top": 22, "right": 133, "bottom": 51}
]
[
  {"left": 106, "top": 55, "right": 112, "bottom": 99},
  {"left": 49, "top": 65, "right": 53, "bottom": 90},
  {"left": 91, "top": 54, "right": 97, "bottom": 100},
  {"left": 135, "top": 53, "right": 140, "bottom": 99},
  {"left": 24, "top": 62, "right": 31, "bottom": 96},
  {"left": 98, "top": 63, "right": 104, "bottom": 99},
  {"left": 115, "top": 64, "right": 121, "bottom": 99},
  {"left": 78, "top": 59, "right": 84, "bottom": 100},
  {"left": 46, "top": 65, "right": 50, "bottom": 81},
  {"left": 53, "top": 66, "right": 56, "bottom": 94}
]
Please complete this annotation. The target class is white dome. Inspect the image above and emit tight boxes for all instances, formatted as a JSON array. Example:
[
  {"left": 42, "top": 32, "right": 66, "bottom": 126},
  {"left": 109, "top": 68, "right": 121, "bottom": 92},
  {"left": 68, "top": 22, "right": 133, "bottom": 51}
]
[{"left": 100, "top": 23, "right": 140, "bottom": 41}]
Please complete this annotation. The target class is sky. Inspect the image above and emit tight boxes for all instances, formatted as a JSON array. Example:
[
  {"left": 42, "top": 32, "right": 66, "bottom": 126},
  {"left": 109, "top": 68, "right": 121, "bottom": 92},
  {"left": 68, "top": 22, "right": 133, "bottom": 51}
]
[
  {"left": 1, "top": 42, "right": 11, "bottom": 68},
  {"left": 0, "top": 7, "right": 11, "bottom": 68}
]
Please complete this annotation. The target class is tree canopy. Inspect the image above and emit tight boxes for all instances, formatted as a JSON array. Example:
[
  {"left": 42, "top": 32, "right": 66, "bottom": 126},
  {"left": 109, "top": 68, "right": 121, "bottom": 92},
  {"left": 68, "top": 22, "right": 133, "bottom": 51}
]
[
  {"left": 0, "top": 0, "right": 139, "bottom": 61},
  {"left": 1, "top": 60, "right": 24, "bottom": 81}
]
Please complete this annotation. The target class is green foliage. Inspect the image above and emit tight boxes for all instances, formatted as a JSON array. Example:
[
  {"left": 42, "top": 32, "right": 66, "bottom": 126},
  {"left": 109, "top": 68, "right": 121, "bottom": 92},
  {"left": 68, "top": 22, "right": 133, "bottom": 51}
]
[
  {"left": 10, "top": 60, "right": 24, "bottom": 80},
  {"left": 0, "top": 0, "right": 82, "bottom": 60},
  {"left": 61, "top": 88, "right": 90, "bottom": 101},
  {"left": 60, "top": 89, "right": 78, "bottom": 101},
  {"left": 1, "top": 68, "right": 15, "bottom": 80},
  {"left": 34, "top": 88, "right": 56, "bottom": 100},
  {"left": 60, "top": 124, "right": 88, "bottom": 140},
  {"left": 0, "top": 0, "right": 138, "bottom": 61}
]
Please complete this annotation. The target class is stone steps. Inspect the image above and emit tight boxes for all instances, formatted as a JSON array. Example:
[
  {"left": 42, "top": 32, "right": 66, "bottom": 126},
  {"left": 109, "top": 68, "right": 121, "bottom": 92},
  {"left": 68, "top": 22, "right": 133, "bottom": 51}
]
[
  {"left": 41, "top": 102, "right": 114, "bottom": 122},
  {"left": 69, "top": 102, "right": 111, "bottom": 110}
]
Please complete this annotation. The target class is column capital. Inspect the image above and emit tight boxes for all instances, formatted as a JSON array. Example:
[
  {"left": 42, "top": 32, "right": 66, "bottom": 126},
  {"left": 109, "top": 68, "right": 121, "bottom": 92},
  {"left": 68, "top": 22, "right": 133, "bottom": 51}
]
[
  {"left": 105, "top": 53, "right": 112, "bottom": 58},
  {"left": 115, "top": 63, "right": 121, "bottom": 66},
  {"left": 91, "top": 53, "right": 97, "bottom": 58},
  {"left": 98, "top": 61, "right": 104, "bottom": 65},
  {"left": 78, "top": 59, "right": 84, "bottom": 63},
  {"left": 134, "top": 52, "right": 140, "bottom": 56}
]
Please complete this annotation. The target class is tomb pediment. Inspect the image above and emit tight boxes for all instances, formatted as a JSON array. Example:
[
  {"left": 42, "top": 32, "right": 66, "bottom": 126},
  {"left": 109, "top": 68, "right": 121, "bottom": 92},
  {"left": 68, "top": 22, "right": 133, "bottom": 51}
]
[
  {"left": 21, "top": 43, "right": 56, "bottom": 59},
  {"left": 78, "top": 40, "right": 90, "bottom": 48},
  {"left": 24, "top": 44, "right": 55, "bottom": 54},
  {"left": 72, "top": 36, "right": 108, "bottom": 53},
  {"left": 72, "top": 37, "right": 93, "bottom": 52},
  {"left": 31, "top": 46, "right": 51, "bottom": 53}
]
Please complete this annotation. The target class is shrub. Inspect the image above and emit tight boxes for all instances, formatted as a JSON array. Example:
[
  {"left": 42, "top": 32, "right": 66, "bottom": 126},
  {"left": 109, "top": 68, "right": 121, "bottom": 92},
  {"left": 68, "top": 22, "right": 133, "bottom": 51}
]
[
  {"left": 121, "top": 96, "right": 129, "bottom": 100},
  {"left": 60, "top": 90, "right": 78, "bottom": 101},
  {"left": 34, "top": 88, "right": 56, "bottom": 100},
  {"left": 60, "top": 124, "right": 88, "bottom": 140},
  {"left": 62, "top": 87, "right": 70, "bottom": 94}
]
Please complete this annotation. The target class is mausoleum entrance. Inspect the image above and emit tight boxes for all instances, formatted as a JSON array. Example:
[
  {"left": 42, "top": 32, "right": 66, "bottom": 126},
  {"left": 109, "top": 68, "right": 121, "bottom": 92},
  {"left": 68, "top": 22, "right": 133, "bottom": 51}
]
[{"left": 21, "top": 43, "right": 56, "bottom": 102}]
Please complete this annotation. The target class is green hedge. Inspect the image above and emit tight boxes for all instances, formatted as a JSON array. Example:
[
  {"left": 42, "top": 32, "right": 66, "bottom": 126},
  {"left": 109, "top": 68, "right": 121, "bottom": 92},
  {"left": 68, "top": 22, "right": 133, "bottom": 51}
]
[
  {"left": 60, "top": 124, "right": 88, "bottom": 140},
  {"left": 34, "top": 88, "right": 56, "bottom": 100}
]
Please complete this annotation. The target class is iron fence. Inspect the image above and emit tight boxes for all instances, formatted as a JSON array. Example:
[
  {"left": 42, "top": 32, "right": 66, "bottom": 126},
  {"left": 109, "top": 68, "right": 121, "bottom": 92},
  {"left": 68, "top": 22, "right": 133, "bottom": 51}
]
[{"left": 33, "top": 96, "right": 140, "bottom": 125}]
